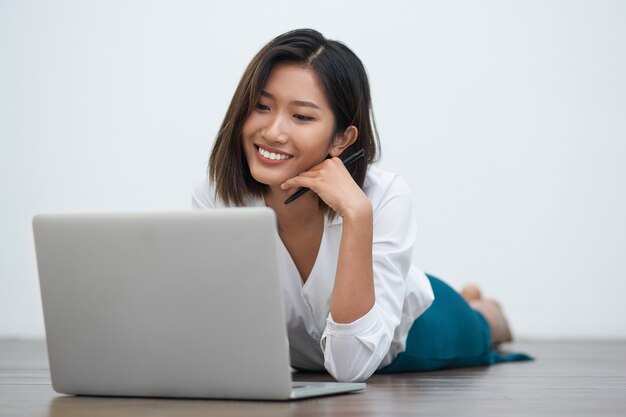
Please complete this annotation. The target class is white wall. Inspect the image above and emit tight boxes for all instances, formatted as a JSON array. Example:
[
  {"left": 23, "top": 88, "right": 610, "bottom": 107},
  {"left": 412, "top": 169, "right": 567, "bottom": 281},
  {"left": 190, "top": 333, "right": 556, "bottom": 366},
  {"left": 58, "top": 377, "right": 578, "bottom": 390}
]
[{"left": 1, "top": 0, "right": 625, "bottom": 340}]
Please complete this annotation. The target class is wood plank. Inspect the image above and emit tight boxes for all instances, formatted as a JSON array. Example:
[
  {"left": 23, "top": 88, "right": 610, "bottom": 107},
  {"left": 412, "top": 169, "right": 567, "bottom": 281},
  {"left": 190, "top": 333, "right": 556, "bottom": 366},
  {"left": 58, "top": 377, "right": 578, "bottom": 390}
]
[{"left": 1, "top": 340, "right": 625, "bottom": 416}]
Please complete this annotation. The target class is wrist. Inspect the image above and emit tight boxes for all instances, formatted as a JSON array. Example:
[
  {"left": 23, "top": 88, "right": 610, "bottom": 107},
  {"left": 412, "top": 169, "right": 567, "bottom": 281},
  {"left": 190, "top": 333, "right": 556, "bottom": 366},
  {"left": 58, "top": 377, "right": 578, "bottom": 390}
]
[{"left": 340, "top": 199, "right": 372, "bottom": 223}]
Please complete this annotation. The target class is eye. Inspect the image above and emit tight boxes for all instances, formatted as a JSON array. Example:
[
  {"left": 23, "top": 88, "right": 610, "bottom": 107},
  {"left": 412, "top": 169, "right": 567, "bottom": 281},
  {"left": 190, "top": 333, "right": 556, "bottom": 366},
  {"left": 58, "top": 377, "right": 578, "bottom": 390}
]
[
  {"left": 256, "top": 103, "right": 270, "bottom": 111},
  {"left": 293, "top": 114, "right": 314, "bottom": 122}
]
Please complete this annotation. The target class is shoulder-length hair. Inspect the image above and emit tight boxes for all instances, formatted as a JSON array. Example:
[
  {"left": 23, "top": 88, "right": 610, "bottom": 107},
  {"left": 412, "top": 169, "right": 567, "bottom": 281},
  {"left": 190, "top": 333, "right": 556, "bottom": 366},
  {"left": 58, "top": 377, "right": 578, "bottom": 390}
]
[{"left": 208, "top": 28, "right": 380, "bottom": 217}]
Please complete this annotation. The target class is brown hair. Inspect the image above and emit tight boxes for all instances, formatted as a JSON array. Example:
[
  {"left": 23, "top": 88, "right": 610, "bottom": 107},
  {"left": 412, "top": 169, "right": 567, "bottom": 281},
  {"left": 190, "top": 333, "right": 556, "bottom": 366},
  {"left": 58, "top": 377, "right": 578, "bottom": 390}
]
[{"left": 208, "top": 28, "right": 380, "bottom": 216}]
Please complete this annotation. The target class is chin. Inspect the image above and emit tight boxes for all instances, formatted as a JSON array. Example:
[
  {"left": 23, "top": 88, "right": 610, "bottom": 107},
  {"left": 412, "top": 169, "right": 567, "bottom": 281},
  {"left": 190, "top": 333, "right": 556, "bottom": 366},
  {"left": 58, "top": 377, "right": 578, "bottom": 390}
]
[{"left": 249, "top": 167, "right": 287, "bottom": 188}]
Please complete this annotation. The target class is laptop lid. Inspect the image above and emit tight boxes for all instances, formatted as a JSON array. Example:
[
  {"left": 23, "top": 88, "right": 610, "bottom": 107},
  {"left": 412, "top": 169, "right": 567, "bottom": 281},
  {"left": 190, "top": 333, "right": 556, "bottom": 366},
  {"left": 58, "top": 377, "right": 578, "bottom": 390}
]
[{"left": 33, "top": 208, "right": 298, "bottom": 399}]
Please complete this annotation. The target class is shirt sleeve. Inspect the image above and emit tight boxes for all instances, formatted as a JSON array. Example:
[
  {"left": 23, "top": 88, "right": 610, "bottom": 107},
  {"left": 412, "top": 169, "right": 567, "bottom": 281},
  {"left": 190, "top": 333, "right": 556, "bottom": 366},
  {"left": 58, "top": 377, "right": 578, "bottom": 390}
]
[{"left": 319, "top": 176, "right": 417, "bottom": 382}]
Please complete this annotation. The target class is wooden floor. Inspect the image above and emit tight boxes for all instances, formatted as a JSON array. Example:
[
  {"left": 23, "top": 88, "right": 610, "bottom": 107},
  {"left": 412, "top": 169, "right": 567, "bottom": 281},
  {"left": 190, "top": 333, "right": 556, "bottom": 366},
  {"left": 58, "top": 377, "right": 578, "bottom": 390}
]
[{"left": 1, "top": 340, "right": 625, "bottom": 416}]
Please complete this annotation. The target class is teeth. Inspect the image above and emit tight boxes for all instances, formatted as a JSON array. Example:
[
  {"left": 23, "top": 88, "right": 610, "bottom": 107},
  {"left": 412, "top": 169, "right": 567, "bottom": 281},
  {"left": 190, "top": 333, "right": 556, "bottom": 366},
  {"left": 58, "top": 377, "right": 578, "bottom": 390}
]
[{"left": 257, "top": 146, "right": 291, "bottom": 160}]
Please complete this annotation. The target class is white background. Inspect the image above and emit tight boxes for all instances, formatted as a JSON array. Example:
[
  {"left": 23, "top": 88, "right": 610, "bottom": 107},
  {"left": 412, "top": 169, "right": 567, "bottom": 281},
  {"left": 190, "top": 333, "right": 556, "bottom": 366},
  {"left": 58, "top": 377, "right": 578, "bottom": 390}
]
[{"left": 1, "top": 0, "right": 625, "bottom": 340}]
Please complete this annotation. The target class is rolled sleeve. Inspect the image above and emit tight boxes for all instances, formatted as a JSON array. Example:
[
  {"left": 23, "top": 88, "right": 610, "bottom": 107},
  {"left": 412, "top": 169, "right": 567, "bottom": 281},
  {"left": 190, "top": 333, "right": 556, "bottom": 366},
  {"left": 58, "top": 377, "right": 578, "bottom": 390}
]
[{"left": 320, "top": 305, "right": 390, "bottom": 382}]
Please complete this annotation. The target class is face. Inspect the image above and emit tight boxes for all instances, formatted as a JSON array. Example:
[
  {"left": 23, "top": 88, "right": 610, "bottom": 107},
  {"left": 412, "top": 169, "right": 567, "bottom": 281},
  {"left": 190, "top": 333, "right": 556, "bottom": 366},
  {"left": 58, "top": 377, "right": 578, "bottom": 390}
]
[{"left": 242, "top": 63, "right": 338, "bottom": 190}]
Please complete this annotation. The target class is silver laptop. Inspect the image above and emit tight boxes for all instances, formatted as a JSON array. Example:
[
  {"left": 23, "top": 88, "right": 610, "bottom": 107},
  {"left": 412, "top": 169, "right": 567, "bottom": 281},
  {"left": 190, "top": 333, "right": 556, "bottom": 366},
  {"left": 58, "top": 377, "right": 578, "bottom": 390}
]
[{"left": 32, "top": 208, "right": 365, "bottom": 400}]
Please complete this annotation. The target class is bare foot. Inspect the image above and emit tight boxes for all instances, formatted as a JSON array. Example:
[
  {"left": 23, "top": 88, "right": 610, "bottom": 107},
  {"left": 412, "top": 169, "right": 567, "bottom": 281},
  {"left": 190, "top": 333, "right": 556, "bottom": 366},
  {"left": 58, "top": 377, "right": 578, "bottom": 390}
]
[
  {"left": 469, "top": 298, "right": 513, "bottom": 345},
  {"left": 461, "top": 284, "right": 482, "bottom": 302},
  {"left": 461, "top": 284, "right": 513, "bottom": 345}
]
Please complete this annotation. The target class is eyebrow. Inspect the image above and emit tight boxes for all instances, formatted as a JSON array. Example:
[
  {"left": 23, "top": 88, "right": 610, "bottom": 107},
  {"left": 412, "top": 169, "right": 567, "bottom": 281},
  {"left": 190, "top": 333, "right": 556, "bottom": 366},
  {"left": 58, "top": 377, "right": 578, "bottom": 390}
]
[{"left": 260, "top": 90, "right": 321, "bottom": 110}]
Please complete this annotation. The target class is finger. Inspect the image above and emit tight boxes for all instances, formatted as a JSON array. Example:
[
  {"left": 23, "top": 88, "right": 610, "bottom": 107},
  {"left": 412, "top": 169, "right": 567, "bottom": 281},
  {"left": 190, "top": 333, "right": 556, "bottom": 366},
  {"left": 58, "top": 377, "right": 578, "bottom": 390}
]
[
  {"left": 281, "top": 175, "right": 319, "bottom": 191},
  {"left": 309, "top": 156, "right": 340, "bottom": 171},
  {"left": 296, "top": 170, "right": 320, "bottom": 178},
  {"left": 304, "top": 159, "right": 342, "bottom": 176}
]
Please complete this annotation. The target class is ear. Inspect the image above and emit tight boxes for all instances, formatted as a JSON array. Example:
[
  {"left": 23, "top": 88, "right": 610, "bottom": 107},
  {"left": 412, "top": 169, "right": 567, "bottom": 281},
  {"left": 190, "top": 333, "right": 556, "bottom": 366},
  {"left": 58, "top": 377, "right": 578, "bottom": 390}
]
[{"left": 328, "top": 125, "right": 358, "bottom": 158}]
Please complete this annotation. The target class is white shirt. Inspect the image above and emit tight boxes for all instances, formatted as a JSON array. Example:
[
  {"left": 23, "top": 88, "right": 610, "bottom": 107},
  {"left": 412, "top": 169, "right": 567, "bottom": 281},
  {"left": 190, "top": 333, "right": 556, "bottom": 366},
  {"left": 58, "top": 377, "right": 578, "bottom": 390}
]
[{"left": 192, "top": 165, "right": 434, "bottom": 382}]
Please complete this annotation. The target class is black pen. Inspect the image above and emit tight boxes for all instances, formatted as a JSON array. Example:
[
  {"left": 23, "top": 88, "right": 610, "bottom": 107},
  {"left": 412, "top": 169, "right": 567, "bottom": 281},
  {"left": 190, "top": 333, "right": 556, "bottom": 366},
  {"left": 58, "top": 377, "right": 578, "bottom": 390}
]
[{"left": 283, "top": 149, "right": 366, "bottom": 205}]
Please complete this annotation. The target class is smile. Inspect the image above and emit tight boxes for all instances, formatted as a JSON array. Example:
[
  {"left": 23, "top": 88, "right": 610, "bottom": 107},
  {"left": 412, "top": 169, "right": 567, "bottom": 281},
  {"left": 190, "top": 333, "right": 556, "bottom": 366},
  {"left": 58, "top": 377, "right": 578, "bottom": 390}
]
[{"left": 256, "top": 145, "right": 293, "bottom": 161}]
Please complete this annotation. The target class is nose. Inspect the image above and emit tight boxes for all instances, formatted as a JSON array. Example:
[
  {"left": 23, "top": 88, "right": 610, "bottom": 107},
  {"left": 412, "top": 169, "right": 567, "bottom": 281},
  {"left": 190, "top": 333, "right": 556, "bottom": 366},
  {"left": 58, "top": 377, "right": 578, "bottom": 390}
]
[{"left": 261, "top": 112, "right": 288, "bottom": 144}]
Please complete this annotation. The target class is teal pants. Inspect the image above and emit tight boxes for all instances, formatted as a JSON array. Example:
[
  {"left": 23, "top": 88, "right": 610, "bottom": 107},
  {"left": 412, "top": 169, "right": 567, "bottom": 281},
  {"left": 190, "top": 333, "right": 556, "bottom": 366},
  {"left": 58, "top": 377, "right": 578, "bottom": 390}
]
[{"left": 377, "top": 274, "right": 532, "bottom": 373}]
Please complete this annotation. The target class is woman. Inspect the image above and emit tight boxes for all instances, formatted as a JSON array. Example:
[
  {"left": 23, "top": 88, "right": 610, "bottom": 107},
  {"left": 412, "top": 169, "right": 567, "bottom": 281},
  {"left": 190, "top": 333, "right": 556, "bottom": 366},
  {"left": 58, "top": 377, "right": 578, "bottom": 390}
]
[{"left": 192, "top": 28, "right": 530, "bottom": 382}]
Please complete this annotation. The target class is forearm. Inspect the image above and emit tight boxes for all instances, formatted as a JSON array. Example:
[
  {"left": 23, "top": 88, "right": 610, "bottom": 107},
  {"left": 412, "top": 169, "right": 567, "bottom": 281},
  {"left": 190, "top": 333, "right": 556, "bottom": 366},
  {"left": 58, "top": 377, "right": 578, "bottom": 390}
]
[{"left": 330, "top": 204, "right": 375, "bottom": 324}]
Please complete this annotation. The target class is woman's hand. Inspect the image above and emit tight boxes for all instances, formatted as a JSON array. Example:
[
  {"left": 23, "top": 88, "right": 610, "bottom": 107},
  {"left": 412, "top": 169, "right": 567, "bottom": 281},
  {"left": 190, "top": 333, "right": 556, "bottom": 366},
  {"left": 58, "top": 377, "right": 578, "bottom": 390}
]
[{"left": 280, "top": 157, "right": 371, "bottom": 220}]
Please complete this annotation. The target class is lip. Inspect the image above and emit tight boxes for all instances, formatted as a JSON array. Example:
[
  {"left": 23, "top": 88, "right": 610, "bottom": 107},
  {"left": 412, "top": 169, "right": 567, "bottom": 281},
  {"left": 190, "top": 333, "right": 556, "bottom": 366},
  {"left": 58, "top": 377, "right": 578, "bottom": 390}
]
[
  {"left": 255, "top": 144, "right": 293, "bottom": 157},
  {"left": 254, "top": 144, "right": 293, "bottom": 164}
]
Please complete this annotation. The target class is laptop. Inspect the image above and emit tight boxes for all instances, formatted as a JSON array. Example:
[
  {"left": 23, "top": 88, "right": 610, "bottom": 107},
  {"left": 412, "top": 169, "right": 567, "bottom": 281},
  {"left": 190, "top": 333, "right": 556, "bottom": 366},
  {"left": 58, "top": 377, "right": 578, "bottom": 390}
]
[{"left": 32, "top": 208, "right": 366, "bottom": 400}]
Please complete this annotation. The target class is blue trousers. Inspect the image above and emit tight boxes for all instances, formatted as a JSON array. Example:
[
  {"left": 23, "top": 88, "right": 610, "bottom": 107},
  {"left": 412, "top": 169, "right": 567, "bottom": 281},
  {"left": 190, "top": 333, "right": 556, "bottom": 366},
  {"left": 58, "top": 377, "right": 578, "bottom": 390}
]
[{"left": 377, "top": 274, "right": 532, "bottom": 373}]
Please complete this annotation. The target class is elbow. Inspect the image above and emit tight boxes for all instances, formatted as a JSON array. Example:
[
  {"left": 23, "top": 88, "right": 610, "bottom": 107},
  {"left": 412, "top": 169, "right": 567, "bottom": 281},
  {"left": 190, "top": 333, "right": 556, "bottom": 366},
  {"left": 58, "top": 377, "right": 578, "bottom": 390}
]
[
  {"left": 321, "top": 309, "right": 391, "bottom": 382},
  {"left": 322, "top": 337, "right": 384, "bottom": 382},
  {"left": 326, "top": 360, "right": 377, "bottom": 382},
  {"left": 330, "top": 368, "right": 374, "bottom": 383}
]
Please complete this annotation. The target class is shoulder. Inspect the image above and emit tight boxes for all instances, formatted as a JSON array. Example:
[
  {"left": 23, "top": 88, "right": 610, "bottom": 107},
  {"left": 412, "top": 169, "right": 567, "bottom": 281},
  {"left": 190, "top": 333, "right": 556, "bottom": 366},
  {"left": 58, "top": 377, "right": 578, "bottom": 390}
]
[
  {"left": 191, "top": 178, "right": 263, "bottom": 209},
  {"left": 192, "top": 179, "right": 219, "bottom": 209},
  {"left": 192, "top": 178, "right": 233, "bottom": 209},
  {"left": 362, "top": 165, "right": 413, "bottom": 210},
  {"left": 363, "top": 166, "right": 418, "bottom": 248}
]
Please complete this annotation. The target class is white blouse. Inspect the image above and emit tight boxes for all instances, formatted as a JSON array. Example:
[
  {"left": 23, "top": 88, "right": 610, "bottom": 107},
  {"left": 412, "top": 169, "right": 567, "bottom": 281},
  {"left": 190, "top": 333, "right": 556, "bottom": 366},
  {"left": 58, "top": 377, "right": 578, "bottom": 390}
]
[{"left": 192, "top": 165, "right": 434, "bottom": 382}]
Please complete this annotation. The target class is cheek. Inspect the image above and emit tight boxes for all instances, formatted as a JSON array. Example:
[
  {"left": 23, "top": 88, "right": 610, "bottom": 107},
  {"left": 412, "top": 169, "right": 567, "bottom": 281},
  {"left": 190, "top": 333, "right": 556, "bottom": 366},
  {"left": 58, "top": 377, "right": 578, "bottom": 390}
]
[
  {"left": 307, "top": 125, "right": 335, "bottom": 151},
  {"left": 241, "top": 114, "right": 257, "bottom": 139}
]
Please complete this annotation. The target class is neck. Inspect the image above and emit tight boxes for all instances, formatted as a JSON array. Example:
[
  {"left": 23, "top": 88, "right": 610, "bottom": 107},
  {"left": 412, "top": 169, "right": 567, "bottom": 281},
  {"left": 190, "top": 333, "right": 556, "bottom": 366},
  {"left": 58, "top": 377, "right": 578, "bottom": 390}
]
[{"left": 264, "top": 185, "right": 323, "bottom": 232}]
